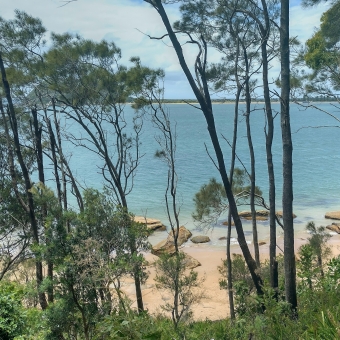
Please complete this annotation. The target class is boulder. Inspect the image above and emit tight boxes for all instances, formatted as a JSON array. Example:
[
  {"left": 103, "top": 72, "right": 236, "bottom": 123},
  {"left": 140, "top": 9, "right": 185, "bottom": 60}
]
[
  {"left": 238, "top": 210, "right": 269, "bottom": 220},
  {"left": 190, "top": 235, "right": 210, "bottom": 244},
  {"left": 259, "top": 241, "right": 266, "bottom": 246},
  {"left": 326, "top": 223, "right": 340, "bottom": 234},
  {"left": 151, "top": 226, "right": 192, "bottom": 256},
  {"left": 134, "top": 216, "right": 166, "bottom": 231},
  {"left": 168, "top": 226, "right": 192, "bottom": 246},
  {"left": 219, "top": 236, "right": 227, "bottom": 240},
  {"left": 239, "top": 211, "right": 252, "bottom": 218},
  {"left": 257, "top": 210, "right": 270, "bottom": 217},
  {"left": 151, "top": 239, "right": 176, "bottom": 256},
  {"left": 276, "top": 211, "right": 297, "bottom": 219},
  {"left": 182, "top": 253, "right": 201, "bottom": 269},
  {"left": 325, "top": 211, "right": 340, "bottom": 220}
]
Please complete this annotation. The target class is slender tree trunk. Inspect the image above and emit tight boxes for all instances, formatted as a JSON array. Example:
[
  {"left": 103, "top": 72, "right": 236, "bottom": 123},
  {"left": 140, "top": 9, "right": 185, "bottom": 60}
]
[
  {"left": 122, "top": 203, "right": 144, "bottom": 312},
  {"left": 260, "top": 33, "right": 278, "bottom": 290},
  {"left": 32, "top": 108, "right": 54, "bottom": 304},
  {"left": 281, "top": 0, "right": 297, "bottom": 313},
  {"left": 226, "top": 87, "right": 242, "bottom": 320},
  {"left": 47, "top": 118, "right": 63, "bottom": 208},
  {"left": 264, "top": 80, "right": 278, "bottom": 290},
  {"left": 52, "top": 100, "right": 68, "bottom": 212},
  {"left": 133, "top": 267, "right": 144, "bottom": 312},
  {"left": 243, "top": 52, "right": 260, "bottom": 267}
]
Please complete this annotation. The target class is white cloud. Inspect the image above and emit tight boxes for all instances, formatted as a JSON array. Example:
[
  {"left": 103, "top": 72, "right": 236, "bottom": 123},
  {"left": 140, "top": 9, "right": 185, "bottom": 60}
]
[
  {"left": 290, "top": 3, "right": 330, "bottom": 43},
  {"left": 0, "top": 0, "right": 331, "bottom": 98}
]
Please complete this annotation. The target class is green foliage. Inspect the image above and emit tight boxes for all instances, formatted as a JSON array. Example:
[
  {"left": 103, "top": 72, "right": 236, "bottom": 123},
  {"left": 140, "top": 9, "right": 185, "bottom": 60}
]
[
  {"left": 0, "top": 281, "right": 26, "bottom": 340},
  {"left": 297, "top": 222, "right": 332, "bottom": 290},
  {"left": 306, "top": 222, "right": 331, "bottom": 261},
  {"left": 192, "top": 168, "right": 262, "bottom": 226},
  {"left": 25, "top": 188, "right": 151, "bottom": 339},
  {"left": 219, "top": 253, "right": 286, "bottom": 318},
  {"left": 95, "top": 311, "right": 163, "bottom": 340},
  {"left": 298, "top": 244, "right": 317, "bottom": 290},
  {"left": 304, "top": 1, "right": 340, "bottom": 92},
  {"left": 192, "top": 178, "right": 227, "bottom": 221},
  {"left": 324, "top": 255, "right": 340, "bottom": 290},
  {"left": 219, "top": 254, "right": 258, "bottom": 317},
  {"left": 154, "top": 252, "right": 204, "bottom": 328},
  {"left": 307, "top": 310, "right": 340, "bottom": 339}
]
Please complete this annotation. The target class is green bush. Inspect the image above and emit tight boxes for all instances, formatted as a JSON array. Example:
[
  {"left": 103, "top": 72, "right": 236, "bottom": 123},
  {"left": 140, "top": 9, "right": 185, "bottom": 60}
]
[{"left": 0, "top": 281, "right": 26, "bottom": 340}]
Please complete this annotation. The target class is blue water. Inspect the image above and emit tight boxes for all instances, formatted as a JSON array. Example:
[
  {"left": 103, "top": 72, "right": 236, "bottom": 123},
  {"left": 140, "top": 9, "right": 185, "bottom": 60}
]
[{"left": 55, "top": 102, "right": 340, "bottom": 246}]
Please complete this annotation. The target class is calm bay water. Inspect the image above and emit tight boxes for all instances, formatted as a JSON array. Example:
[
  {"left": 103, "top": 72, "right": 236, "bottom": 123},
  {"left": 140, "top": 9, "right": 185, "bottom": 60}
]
[{"left": 59, "top": 102, "right": 340, "bottom": 246}]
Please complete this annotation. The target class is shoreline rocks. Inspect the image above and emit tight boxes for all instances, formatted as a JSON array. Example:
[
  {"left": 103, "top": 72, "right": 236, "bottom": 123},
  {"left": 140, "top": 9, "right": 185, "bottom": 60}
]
[
  {"left": 237, "top": 210, "right": 297, "bottom": 220},
  {"left": 191, "top": 235, "right": 210, "bottom": 244},
  {"left": 134, "top": 216, "right": 166, "bottom": 231},
  {"left": 325, "top": 211, "right": 340, "bottom": 220},
  {"left": 275, "top": 211, "right": 297, "bottom": 219},
  {"left": 151, "top": 226, "right": 192, "bottom": 256},
  {"left": 326, "top": 222, "right": 340, "bottom": 234}
]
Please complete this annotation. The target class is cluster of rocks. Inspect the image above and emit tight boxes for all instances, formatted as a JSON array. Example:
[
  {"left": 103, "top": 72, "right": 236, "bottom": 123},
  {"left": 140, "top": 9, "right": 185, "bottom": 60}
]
[
  {"left": 325, "top": 211, "right": 340, "bottom": 234},
  {"left": 326, "top": 223, "right": 340, "bottom": 234},
  {"left": 238, "top": 210, "right": 297, "bottom": 220},
  {"left": 223, "top": 210, "right": 297, "bottom": 224},
  {"left": 150, "top": 226, "right": 211, "bottom": 269}
]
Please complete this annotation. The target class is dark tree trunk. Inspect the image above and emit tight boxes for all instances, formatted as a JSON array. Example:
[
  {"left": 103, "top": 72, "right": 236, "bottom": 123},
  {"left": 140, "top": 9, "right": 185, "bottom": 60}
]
[
  {"left": 31, "top": 108, "right": 45, "bottom": 184},
  {"left": 258, "top": 0, "right": 279, "bottom": 289},
  {"left": 262, "top": 46, "right": 278, "bottom": 290},
  {"left": 46, "top": 117, "right": 62, "bottom": 208},
  {"left": 280, "top": 0, "right": 297, "bottom": 313},
  {"left": 226, "top": 86, "right": 242, "bottom": 320},
  {"left": 32, "top": 108, "right": 54, "bottom": 303},
  {"left": 243, "top": 48, "right": 260, "bottom": 267},
  {"left": 52, "top": 99, "right": 69, "bottom": 212},
  {"left": 151, "top": 0, "right": 263, "bottom": 295}
]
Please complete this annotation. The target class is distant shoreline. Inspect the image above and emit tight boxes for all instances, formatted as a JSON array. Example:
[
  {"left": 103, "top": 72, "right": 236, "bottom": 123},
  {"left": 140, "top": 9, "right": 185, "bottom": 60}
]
[{"left": 128, "top": 100, "right": 339, "bottom": 105}]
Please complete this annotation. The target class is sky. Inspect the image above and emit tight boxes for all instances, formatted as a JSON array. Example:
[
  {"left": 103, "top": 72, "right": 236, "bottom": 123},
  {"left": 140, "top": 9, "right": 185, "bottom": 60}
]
[{"left": 0, "top": 0, "right": 330, "bottom": 98}]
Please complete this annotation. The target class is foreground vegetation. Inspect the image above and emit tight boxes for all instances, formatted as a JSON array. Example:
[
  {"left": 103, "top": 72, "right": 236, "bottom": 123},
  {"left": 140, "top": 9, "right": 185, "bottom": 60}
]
[{"left": 1, "top": 222, "right": 340, "bottom": 340}]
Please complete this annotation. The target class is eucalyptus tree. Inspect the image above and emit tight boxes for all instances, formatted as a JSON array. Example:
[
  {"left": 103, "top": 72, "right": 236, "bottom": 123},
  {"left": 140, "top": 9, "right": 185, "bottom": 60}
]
[
  {"left": 211, "top": 0, "right": 281, "bottom": 290},
  {"left": 210, "top": 0, "right": 295, "bottom": 307},
  {"left": 0, "top": 103, "right": 30, "bottom": 281},
  {"left": 39, "top": 34, "right": 162, "bottom": 311},
  {"left": 178, "top": 2, "right": 263, "bottom": 267},
  {"left": 143, "top": 0, "right": 264, "bottom": 295},
  {"left": 0, "top": 11, "right": 50, "bottom": 309},
  {"left": 208, "top": 9, "right": 263, "bottom": 316},
  {"left": 138, "top": 85, "right": 204, "bottom": 327},
  {"left": 220, "top": 0, "right": 278, "bottom": 288},
  {"left": 0, "top": 11, "right": 84, "bottom": 307}
]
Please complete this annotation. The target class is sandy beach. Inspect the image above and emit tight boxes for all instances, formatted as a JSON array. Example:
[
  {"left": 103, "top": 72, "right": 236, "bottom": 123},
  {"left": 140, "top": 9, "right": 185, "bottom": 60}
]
[{"left": 121, "top": 230, "right": 340, "bottom": 321}]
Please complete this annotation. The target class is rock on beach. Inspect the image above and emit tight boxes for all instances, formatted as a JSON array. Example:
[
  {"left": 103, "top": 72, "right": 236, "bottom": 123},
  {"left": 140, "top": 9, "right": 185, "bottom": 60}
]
[
  {"left": 190, "top": 235, "right": 210, "bottom": 244},
  {"left": 134, "top": 216, "right": 166, "bottom": 231},
  {"left": 151, "top": 226, "right": 192, "bottom": 256},
  {"left": 275, "top": 211, "right": 297, "bottom": 219},
  {"left": 237, "top": 210, "right": 297, "bottom": 220},
  {"left": 325, "top": 211, "right": 340, "bottom": 220},
  {"left": 326, "top": 223, "right": 340, "bottom": 234}
]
